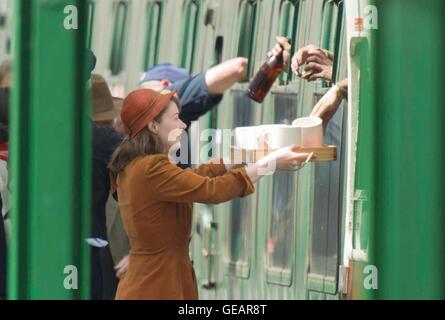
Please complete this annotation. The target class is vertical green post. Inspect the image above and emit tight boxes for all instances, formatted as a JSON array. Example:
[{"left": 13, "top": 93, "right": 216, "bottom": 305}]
[
  {"left": 371, "top": 0, "right": 445, "bottom": 299},
  {"left": 9, "top": 0, "right": 90, "bottom": 299}
]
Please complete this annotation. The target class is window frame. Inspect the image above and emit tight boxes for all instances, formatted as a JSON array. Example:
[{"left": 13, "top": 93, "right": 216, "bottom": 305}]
[
  {"left": 320, "top": 0, "right": 335, "bottom": 51},
  {"left": 265, "top": 171, "right": 297, "bottom": 286},
  {"left": 222, "top": 90, "right": 259, "bottom": 279},
  {"left": 264, "top": 92, "right": 300, "bottom": 287},
  {"left": 180, "top": 0, "right": 201, "bottom": 71},
  {"left": 307, "top": 4, "right": 346, "bottom": 294},
  {"left": 236, "top": 0, "right": 260, "bottom": 78},
  {"left": 277, "top": 0, "right": 301, "bottom": 83},
  {"left": 86, "top": 0, "right": 95, "bottom": 49},
  {"left": 109, "top": 0, "right": 129, "bottom": 76},
  {"left": 306, "top": 0, "right": 346, "bottom": 296},
  {"left": 332, "top": 0, "right": 344, "bottom": 83},
  {"left": 143, "top": 1, "right": 163, "bottom": 70}
]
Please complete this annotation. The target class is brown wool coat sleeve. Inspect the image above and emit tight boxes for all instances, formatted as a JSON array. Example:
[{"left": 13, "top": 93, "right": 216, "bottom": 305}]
[
  {"left": 190, "top": 160, "right": 227, "bottom": 178},
  {"left": 144, "top": 155, "right": 254, "bottom": 204}
]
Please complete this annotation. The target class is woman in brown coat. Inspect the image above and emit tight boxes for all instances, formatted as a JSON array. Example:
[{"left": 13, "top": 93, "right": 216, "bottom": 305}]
[{"left": 109, "top": 88, "right": 310, "bottom": 300}]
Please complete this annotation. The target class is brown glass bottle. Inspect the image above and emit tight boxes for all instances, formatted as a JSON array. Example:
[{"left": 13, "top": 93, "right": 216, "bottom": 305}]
[{"left": 246, "top": 47, "right": 285, "bottom": 103}]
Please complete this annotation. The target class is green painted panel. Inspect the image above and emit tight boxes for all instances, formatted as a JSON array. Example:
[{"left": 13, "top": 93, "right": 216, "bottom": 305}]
[
  {"left": 9, "top": 0, "right": 90, "bottom": 299},
  {"left": 358, "top": 0, "right": 445, "bottom": 299}
]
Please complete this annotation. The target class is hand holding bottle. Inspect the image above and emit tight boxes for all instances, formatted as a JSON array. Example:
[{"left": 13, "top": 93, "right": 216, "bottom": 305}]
[
  {"left": 267, "top": 36, "right": 292, "bottom": 69},
  {"left": 247, "top": 36, "right": 291, "bottom": 103}
]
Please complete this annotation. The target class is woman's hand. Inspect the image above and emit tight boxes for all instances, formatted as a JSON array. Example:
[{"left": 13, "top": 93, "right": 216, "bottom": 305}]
[
  {"left": 114, "top": 255, "right": 129, "bottom": 279},
  {"left": 245, "top": 146, "right": 313, "bottom": 183},
  {"left": 261, "top": 145, "right": 313, "bottom": 171}
]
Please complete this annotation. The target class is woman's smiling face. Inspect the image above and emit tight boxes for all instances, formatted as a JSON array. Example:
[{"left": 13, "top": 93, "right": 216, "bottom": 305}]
[{"left": 149, "top": 100, "right": 186, "bottom": 152}]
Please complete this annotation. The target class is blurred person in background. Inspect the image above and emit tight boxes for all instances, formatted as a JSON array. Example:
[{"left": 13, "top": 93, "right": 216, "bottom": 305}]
[
  {"left": 0, "top": 87, "right": 10, "bottom": 299},
  {"left": 89, "top": 73, "right": 123, "bottom": 300},
  {"left": 0, "top": 59, "right": 11, "bottom": 88}
]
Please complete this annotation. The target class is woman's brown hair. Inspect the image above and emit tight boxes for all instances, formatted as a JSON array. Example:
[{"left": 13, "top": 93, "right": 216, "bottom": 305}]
[{"left": 109, "top": 95, "right": 180, "bottom": 183}]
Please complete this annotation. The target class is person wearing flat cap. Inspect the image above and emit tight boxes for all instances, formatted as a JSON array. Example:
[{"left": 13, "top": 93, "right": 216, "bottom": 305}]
[{"left": 109, "top": 89, "right": 310, "bottom": 300}]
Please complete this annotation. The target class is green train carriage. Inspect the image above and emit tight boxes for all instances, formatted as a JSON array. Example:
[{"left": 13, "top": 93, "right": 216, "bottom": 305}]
[{"left": 4, "top": 0, "right": 445, "bottom": 299}]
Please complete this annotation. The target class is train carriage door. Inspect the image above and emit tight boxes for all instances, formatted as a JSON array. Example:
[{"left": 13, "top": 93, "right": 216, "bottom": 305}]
[
  {"left": 208, "top": 0, "right": 260, "bottom": 300},
  {"left": 307, "top": 0, "right": 347, "bottom": 300},
  {"left": 263, "top": 96, "right": 298, "bottom": 294},
  {"left": 188, "top": 0, "right": 223, "bottom": 300},
  {"left": 257, "top": 0, "right": 302, "bottom": 300}
]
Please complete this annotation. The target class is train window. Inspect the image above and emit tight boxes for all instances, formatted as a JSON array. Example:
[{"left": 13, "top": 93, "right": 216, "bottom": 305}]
[
  {"left": 143, "top": 1, "right": 163, "bottom": 70},
  {"left": 224, "top": 91, "right": 256, "bottom": 277},
  {"left": 226, "top": 198, "right": 251, "bottom": 269},
  {"left": 320, "top": 0, "right": 334, "bottom": 52},
  {"left": 109, "top": 1, "right": 129, "bottom": 76},
  {"left": 6, "top": 37, "right": 10, "bottom": 55},
  {"left": 308, "top": 1, "right": 345, "bottom": 293},
  {"left": 86, "top": 1, "right": 95, "bottom": 49},
  {"left": 265, "top": 93, "right": 298, "bottom": 285},
  {"left": 309, "top": 98, "right": 345, "bottom": 292},
  {"left": 180, "top": 0, "right": 201, "bottom": 71},
  {"left": 331, "top": 0, "right": 344, "bottom": 83},
  {"left": 277, "top": 0, "right": 300, "bottom": 83},
  {"left": 320, "top": 0, "right": 342, "bottom": 87},
  {"left": 273, "top": 92, "right": 298, "bottom": 125},
  {"left": 237, "top": 0, "right": 259, "bottom": 77},
  {"left": 213, "top": 36, "right": 224, "bottom": 66},
  {"left": 267, "top": 172, "right": 296, "bottom": 270}
]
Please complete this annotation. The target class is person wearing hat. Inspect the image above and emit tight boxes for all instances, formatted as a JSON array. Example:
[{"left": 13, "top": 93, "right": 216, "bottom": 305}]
[
  {"left": 111, "top": 36, "right": 293, "bottom": 281},
  {"left": 139, "top": 62, "right": 216, "bottom": 127},
  {"left": 139, "top": 63, "right": 191, "bottom": 91},
  {"left": 91, "top": 74, "right": 123, "bottom": 124},
  {"left": 138, "top": 37, "right": 291, "bottom": 129},
  {"left": 90, "top": 74, "right": 124, "bottom": 299},
  {"left": 108, "top": 88, "right": 310, "bottom": 299}
]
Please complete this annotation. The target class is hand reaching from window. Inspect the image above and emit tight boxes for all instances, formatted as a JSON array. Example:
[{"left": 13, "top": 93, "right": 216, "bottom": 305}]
[{"left": 291, "top": 44, "right": 334, "bottom": 82}]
